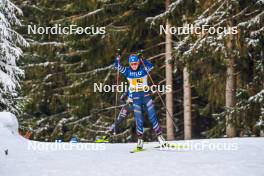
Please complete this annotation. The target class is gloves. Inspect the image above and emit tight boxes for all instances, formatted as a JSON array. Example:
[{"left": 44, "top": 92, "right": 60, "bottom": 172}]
[{"left": 126, "top": 97, "right": 133, "bottom": 104}]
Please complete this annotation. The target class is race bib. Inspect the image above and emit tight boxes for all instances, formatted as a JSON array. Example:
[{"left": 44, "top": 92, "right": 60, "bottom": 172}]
[{"left": 131, "top": 78, "right": 143, "bottom": 86}]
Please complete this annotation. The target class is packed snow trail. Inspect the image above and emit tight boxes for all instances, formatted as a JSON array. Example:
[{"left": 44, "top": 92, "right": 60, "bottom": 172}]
[{"left": 0, "top": 113, "right": 264, "bottom": 176}]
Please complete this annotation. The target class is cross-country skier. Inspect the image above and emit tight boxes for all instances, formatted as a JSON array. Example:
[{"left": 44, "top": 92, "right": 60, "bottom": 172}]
[
  {"left": 114, "top": 53, "right": 168, "bottom": 151},
  {"left": 95, "top": 90, "right": 152, "bottom": 143}
]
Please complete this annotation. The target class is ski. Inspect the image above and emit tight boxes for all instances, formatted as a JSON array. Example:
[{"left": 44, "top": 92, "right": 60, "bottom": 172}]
[
  {"left": 94, "top": 136, "right": 109, "bottom": 143},
  {"left": 130, "top": 148, "right": 145, "bottom": 153},
  {"left": 154, "top": 143, "right": 188, "bottom": 149}
]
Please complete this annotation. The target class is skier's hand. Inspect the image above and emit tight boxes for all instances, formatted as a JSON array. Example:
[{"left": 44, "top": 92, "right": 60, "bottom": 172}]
[
  {"left": 126, "top": 97, "right": 133, "bottom": 104},
  {"left": 116, "top": 48, "right": 121, "bottom": 59},
  {"left": 116, "top": 55, "right": 121, "bottom": 61}
]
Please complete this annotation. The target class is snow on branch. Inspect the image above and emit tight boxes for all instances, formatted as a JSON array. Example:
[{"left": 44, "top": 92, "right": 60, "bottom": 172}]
[
  {"left": 172, "top": 0, "right": 264, "bottom": 59},
  {"left": 145, "top": 0, "right": 184, "bottom": 25},
  {"left": 257, "top": 0, "right": 264, "bottom": 5},
  {"left": 106, "top": 23, "right": 130, "bottom": 32},
  {"left": 148, "top": 53, "right": 166, "bottom": 61},
  {"left": 69, "top": 64, "right": 113, "bottom": 77},
  {"left": 249, "top": 90, "right": 264, "bottom": 103},
  {"left": 0, "top": 0, "right": 23, "bottom": 26},
  {"left": 238, "top": 10, "right": 264, "bottom": 29},
  {"left": 52, "top": 7, "right": 105, "bottom": 23},
  {"left": 194, "top": 0, "right": 227, "bottom": 26},
  {"left": 30, "top": 41, "right": 66, "bottom": 47},
  {"left": 75, "top": 8, "right": 104, "bottom": 21}
]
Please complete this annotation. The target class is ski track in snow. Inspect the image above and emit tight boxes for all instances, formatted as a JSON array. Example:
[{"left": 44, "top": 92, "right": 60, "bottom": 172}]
[{"left": 0, "top": 126, "right": 264, "bottom": 176}]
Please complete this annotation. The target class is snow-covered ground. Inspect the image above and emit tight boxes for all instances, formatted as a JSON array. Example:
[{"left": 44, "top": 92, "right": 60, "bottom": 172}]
[{"left": 0, "top": 112, "right": 264, "bottom": 176}]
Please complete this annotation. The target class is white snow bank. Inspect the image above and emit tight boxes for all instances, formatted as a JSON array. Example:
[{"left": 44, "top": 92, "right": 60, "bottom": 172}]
[
  {"left": 0, "top": 112, "right": 19, "bottom": 135},
  {"left": 0, "top": 112, "right": 25, "bottom": 163},
  {"left": 0, "top": 114, "right": 264, "bottom": 176},
  {"left": 0, "top": 136, "right": 264, "bottom": 176}
]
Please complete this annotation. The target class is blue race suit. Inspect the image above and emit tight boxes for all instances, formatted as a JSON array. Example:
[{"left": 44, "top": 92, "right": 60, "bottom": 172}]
[{"left": 114, "top": 57, "right": 162, "bottom": 137}]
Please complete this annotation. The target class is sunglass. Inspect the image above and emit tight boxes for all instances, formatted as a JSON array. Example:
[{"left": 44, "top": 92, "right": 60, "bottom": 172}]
[{"left": 130, "top": 62, "right": 139, "bottom": 66}]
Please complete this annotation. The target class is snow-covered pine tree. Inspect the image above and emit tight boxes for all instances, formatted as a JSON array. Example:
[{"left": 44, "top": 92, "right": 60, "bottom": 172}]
[
  {"left": 147, "top": 0, "right": 264, "bottom": 137},
  {"left": 185, "top": 0, "right": 264, "bottom": 137},
  {"left": 0, "top": 0, "right": 28, "bottom": 113},
  {"left": 183, "top": 0, "right": 263, "bottom": 137}
]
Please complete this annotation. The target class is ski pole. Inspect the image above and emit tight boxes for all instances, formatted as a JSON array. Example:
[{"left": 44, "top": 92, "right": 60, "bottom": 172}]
[
  {"left": 114, "top": 49, "right": 121, "bottom": 134},
  {"left": 138, "top": 52, "right": 177, "bottom": 129}
]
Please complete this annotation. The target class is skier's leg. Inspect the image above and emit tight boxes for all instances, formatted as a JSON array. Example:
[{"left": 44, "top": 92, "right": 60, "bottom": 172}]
[
  {"left": 143, "top": 94, "right": 168, "bottom": 147},
  {"left": 95, "top": 104, "right": 132, "bottom": 143},
  {"left": 134, "top": 102, "right": 144, "bottom": 149},
  {"left": 132, "top": 92, "right": 144, "bottom": 149},
  {"left": 109, "top": 103, "right": 131, "bottom": 134},
  {"left": 143, "top": 94, "right": 162, "bottom": 136},
  {"left": 133, "top": 100, "right": 144, "bottom": 138}
]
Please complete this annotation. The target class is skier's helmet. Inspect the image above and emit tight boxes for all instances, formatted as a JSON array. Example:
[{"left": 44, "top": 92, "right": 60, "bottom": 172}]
[{"left": 129, "top": 54, "right": 140, "bottom": 64}]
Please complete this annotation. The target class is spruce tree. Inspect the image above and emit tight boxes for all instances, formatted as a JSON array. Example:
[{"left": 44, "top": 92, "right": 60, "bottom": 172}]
[{"left": 0, "top": 0, "right": 29, "bottom": 114}]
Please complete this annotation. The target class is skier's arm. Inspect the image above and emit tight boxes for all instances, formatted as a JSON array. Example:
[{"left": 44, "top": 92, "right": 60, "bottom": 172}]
[
  {"left": 142, "top": 59, "right": 154, "bottom": 72},
  {"left": 114, "top": 56, "right": 128, "bottom": 76}
]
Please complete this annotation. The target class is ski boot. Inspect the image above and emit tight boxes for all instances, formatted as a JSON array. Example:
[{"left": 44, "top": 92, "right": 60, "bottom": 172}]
[
  {"left": 94, "top": 128, "right": 115, "bottom": 143},
  {"left": 136, "top": 138, "right": 144, "bottom": 150},
  {"left": 95, "top": 135, "right": 109, "bottom": 143},
  {"left": 157, "top": 135, "right": 169, "bottom": 148},
  {"left": 130, "top": 138, "right": 144, "bottom": 153}
]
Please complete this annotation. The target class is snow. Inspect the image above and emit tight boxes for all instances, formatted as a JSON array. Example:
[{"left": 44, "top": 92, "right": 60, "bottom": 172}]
[
  {"left": 249, "top": 89, "right": 264, "bottom": 103},
  {"left": 257, "top": 0, "right": 264, "bottom": 5},
  {"left": 31, "top": 41, "right": 65, "bottom": 46},
  {"left": 0, "top": 113, "right": 264, "bottom": 176},
  {"left": 145, "top": 0, "right": 184, "bottom": 24},
  {"left": 0, "top": 112, "right": 18, "bottom": 135}
]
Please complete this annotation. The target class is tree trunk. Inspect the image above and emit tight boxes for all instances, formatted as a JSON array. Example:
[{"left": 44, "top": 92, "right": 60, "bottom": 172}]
[
  {"left": 260, "top": 106, "right": 264, "bottom": 137},
  {"left": 226, "top": 57, "right": 236, "bottom": 137},
  {"left": 165, "top": 0, "right": 175, "bottom": 140},
  {"left": 183, "top": 67, "right": 192, "bottom": 140},
  {"left": 226, "top": 19, "right": 236, "bottom": 137}
]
